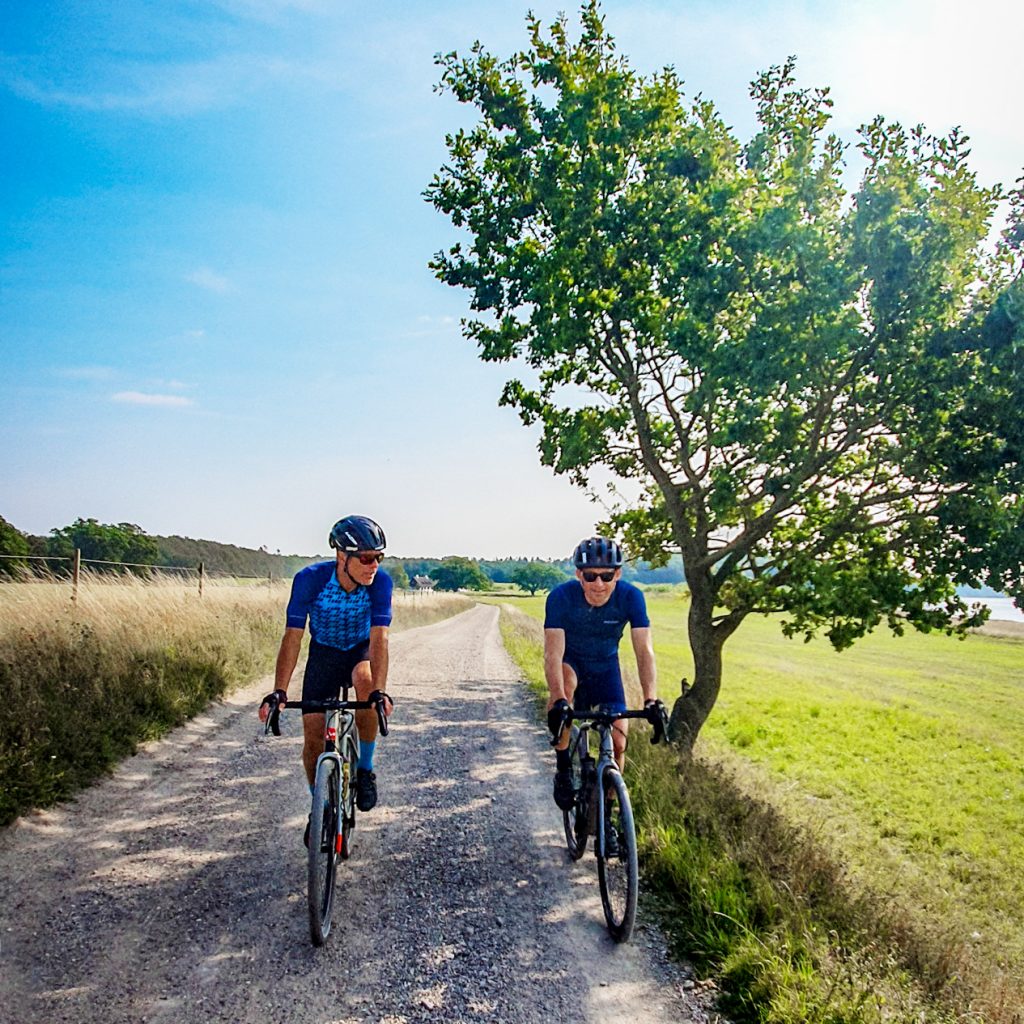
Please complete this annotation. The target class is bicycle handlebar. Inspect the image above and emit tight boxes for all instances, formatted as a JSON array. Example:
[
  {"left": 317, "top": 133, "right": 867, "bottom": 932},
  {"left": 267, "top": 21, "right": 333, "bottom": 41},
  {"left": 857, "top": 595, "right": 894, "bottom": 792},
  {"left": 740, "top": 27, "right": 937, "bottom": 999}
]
[
  {"left": 263, "top": 691, "right": 392, "bottom": 737},
  {"left": 550, "top": 707, "right": 665, "bottom": 747}
]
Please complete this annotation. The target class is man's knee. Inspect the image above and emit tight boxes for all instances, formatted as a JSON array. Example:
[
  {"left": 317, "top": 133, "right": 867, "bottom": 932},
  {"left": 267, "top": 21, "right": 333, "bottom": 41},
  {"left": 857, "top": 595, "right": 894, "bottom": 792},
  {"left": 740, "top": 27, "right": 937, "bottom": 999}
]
[{"left": 352, "top": 661, "right": 373, "bottom": 695}]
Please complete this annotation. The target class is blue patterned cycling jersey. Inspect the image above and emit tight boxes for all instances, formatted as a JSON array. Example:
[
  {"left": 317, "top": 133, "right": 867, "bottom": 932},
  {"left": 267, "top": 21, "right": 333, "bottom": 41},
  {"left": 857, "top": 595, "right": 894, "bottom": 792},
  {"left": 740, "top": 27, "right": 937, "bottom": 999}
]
[
  {"left": 285, "top": 561, "right": 393, "bottom": 651},
  {"left": 544, "top": 579, "right": 649, "bottom": 666}
]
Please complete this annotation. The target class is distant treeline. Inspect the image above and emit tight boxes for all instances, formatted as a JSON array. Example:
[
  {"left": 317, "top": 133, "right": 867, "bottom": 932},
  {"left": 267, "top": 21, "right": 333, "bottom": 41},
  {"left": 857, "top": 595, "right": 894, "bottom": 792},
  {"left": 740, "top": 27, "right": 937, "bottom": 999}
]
[
  {"left": 0, "top": 515, "right": 320, "bottom": 580},
  {"left": 405, "top": 555, "right": 686, "bottom": 586},
  {"left": 156, "top": 534, "right": 318, "bottom": 579},
  {"left": 0, "top": 514, "right": 686, "bottom": 587}
]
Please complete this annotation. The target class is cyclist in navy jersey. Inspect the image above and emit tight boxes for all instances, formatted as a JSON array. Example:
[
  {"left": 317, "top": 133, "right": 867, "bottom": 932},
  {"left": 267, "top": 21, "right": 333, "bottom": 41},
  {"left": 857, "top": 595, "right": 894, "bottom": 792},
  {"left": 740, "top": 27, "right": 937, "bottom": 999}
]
[
  {"left": 259, "top": 515, "right": 394, "bottom": 837},
  {"left": 545, "top": 536, "right": 665, "bottom": 811}
]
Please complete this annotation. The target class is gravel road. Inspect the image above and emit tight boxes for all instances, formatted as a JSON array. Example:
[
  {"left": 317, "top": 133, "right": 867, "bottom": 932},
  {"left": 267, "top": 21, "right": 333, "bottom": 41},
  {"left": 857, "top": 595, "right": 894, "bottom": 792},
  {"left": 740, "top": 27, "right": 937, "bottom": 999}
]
[{"left": 1, "top": 604, "right": 722, "bottom": 1023}]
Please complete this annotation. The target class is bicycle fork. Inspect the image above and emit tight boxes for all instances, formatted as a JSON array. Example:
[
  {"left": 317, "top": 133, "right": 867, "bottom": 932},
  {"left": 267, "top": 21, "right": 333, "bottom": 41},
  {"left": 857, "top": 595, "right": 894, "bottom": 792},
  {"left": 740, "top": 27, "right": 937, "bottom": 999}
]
[
  {"left": 593, "top": 762, "right": 620, "bottom": 860},
  {"left": 315, "top": 749, "right": 345, "bottom": 855}
]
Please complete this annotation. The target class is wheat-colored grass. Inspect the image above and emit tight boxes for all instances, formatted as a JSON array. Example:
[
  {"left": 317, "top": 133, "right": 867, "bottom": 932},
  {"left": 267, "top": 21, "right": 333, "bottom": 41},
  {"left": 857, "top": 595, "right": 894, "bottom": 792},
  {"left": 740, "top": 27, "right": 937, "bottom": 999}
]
[{"left": 0, "top": 575, "right": 471, "bottom": 823}]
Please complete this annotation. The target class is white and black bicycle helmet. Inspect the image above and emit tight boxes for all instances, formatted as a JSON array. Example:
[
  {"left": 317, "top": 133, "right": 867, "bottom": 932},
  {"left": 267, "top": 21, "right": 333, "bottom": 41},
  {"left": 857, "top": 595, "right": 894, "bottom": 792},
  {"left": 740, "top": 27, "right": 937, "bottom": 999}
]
[
  {"left": 329, "top": 515, "right": 387, "bottom": 553},
  {"left": 572, "top": 536, "right": 623, "bottom": 568}
]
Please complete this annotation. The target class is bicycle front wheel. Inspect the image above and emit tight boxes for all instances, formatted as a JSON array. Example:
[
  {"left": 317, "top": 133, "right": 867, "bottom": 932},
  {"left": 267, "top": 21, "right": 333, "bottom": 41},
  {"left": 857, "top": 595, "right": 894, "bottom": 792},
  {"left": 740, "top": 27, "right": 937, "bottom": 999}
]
[
  {"left": 597, "top": 767, "right": 638, "bottom": 943},
  {"left": 308, "top": 758, "right": 339, "bottom": 946},
  {"left": 562, "top": 727, "right": 587, "bottom": 861}
]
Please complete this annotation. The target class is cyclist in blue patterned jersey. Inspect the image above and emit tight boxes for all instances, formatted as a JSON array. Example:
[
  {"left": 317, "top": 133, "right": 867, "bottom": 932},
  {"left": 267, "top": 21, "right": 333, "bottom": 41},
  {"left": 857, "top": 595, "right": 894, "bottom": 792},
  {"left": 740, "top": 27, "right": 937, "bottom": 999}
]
[
  {"left": 545, "top": 536, "right": 665, "bottom": 813},
  {"left": 259, "top": 515, "right": 394, "bottom": 839}
]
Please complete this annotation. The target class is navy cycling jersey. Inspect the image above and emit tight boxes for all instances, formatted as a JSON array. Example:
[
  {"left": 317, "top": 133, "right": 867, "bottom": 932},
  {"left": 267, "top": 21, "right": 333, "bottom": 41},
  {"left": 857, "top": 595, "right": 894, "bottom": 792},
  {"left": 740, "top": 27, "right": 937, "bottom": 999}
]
[
  {"left": 285, "top": 561, "right": 393, "bottom": 651},
  {"left": 543, "top": 579, "right": 649, "bottom": 665}
]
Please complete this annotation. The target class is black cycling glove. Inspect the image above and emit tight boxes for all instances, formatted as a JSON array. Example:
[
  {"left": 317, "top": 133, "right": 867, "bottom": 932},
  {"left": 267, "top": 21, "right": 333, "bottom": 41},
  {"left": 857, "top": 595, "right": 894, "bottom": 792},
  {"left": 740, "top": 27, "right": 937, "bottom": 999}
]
[
  {"left": 644, "top": 698, "right": 669, "bottom": 744},
  {"left": 261, "top": 689, "right": 287, "bottom": 735},
  {"left": 547, "top": 698, "right": 571, "bottom": 738}
]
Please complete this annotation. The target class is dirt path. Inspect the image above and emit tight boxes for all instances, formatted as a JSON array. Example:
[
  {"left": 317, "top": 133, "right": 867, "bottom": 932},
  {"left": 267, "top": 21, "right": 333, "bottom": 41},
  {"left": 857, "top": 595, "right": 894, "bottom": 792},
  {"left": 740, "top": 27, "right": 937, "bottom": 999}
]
[{"left": 1, "top": 605, "right": 720, "bottom": 1023}]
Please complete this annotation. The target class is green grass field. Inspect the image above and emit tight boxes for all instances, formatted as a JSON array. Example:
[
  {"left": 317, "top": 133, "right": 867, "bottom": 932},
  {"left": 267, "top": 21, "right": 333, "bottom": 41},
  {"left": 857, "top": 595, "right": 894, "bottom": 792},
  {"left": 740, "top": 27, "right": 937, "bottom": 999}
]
[{"left": 495, "top": 590, "right": 1024, "bottom": 1020}]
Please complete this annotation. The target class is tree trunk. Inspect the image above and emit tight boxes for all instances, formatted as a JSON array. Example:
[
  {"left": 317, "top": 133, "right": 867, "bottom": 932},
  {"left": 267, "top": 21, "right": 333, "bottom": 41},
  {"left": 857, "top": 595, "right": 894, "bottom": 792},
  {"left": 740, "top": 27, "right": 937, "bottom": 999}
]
[{"left": 667, "top": 585, "right": 724, "bottom": 753}]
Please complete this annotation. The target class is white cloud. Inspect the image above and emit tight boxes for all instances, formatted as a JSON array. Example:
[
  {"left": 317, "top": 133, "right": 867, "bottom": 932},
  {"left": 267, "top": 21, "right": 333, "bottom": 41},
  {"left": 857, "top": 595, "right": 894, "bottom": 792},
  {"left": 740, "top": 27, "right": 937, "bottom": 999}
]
[
  {"left": 112, "top": 391, "right": 194, "bottom": 408},
  {"left": 185, "top": 267, "right": 230, "bottom": 293}
]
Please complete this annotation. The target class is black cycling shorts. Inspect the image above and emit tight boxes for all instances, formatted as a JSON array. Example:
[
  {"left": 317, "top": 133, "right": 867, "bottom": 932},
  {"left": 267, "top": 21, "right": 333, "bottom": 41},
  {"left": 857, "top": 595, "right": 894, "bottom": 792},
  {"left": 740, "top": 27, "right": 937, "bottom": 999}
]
[
  {"left": 563, "top": 656, "right": 627, "bottom": 715},
  {"left": 300, "top": 637, "right": 370, "bottom": 712}
]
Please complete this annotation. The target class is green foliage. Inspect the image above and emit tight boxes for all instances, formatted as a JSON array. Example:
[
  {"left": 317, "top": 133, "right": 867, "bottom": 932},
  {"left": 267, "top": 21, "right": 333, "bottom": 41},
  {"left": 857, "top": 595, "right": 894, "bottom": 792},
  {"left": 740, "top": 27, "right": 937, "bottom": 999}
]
[
  {"left": 383, "top": 558, "right": 410, "bottom": 589},
  {"left": 429, "top": 555, "right": 492, "bottom": 591},
  {"left": 510, "top": 560, "right": 568, "bottom": 594},
  {"left": 155, "top": 534, "right": 317, "bottom": 578},
  {"left": 0, "top": 515, "right": 30, "bottom": 576},
  {"left": 428, "top": 0, "right": 1024, "bottom": 745},
  {"left": 48, "top": 518, "right": 159, "bottom": 570}
]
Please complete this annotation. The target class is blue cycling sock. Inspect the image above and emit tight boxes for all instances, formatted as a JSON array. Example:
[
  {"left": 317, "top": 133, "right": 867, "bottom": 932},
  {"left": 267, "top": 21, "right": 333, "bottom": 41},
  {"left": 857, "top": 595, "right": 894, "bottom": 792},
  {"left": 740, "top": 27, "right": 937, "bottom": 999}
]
[{"left": 357, "top": 740, "right": 376, "bottom": 772}]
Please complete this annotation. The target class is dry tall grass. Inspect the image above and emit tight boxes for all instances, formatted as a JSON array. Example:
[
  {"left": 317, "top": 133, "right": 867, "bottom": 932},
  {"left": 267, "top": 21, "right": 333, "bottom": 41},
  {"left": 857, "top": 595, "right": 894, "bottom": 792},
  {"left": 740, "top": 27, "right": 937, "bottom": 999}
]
[{"left": 0, "top": 575, "right": 471, "bottom": 824}]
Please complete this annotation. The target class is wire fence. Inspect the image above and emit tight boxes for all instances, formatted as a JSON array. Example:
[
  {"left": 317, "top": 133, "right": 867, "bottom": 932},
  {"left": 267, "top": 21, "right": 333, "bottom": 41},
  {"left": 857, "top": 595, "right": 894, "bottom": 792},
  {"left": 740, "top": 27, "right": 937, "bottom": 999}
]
[{"left": 0, "top": 551, "right": 282, "bottom": 599}]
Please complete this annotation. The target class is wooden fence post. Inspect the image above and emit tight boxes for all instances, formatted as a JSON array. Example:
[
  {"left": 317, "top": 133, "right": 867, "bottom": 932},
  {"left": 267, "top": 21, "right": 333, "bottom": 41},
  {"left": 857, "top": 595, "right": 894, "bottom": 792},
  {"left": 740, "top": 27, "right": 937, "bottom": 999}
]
[
  {"left": 198, "top": 561, "right": 205, "bottom": 598},
  {"left": 72, "top": 548, "right": 81, "bottom": 603}
]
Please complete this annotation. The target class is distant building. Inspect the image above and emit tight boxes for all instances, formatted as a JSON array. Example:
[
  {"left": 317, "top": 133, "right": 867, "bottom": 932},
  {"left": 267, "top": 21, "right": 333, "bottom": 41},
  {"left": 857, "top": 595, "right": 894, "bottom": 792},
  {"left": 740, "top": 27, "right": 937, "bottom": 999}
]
[{"left": 412, "top": 575, "right": 435, "bottom": 591}]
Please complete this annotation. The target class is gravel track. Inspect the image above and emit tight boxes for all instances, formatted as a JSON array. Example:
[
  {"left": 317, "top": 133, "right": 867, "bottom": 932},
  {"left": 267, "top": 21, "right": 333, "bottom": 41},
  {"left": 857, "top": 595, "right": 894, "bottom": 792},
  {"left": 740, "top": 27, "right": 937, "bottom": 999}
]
[{"left": 1, "top": 604, "right": 721, "bottom": 1023}]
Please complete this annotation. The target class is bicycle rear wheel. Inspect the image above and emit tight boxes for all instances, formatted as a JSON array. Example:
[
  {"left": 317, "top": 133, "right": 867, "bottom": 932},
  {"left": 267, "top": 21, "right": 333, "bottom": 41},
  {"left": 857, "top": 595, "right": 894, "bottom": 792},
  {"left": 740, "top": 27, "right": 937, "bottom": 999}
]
[
  {"left": 308, "top": 758, "right": 339, "bottom": 946},
  {"left": 597, "top": 767, "right": 638, "bottom": 942},
  {"left": 562, "top": 727, "right": 587, "bottom": 860}
]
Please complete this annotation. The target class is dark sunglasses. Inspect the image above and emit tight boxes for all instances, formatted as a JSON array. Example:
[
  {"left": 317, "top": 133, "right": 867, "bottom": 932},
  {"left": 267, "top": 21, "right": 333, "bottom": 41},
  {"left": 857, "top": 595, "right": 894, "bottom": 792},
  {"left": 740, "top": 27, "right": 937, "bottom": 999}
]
[
  {"left": 581, "top": 570, "right": 616, "bottom": 583},
  {"left": 354, "top": 552, "right": 385, "bottom": 565}
]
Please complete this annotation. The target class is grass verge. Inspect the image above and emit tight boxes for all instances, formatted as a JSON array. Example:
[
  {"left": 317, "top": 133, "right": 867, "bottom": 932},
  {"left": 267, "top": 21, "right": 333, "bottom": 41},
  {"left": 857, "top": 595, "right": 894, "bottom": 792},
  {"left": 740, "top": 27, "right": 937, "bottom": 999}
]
[
  {"left": 494, "top": 594, "right": 1023, "bottom": 1024},
  {"left": 1, "top": 578, "right": 470, "bottom": 825}
]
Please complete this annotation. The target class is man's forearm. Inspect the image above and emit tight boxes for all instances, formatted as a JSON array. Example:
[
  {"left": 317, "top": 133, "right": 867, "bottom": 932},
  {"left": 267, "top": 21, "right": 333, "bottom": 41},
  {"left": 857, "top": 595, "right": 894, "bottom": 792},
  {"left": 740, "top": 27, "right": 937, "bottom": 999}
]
[
  {"left": 636, "top": 645, "right": 658, "bottom": 702},
  {"left": 275, "top": 631, "right": 302, "bottom": 691},
  {"left": 369, "top": 628, "right": 389, "bottom": 693}
]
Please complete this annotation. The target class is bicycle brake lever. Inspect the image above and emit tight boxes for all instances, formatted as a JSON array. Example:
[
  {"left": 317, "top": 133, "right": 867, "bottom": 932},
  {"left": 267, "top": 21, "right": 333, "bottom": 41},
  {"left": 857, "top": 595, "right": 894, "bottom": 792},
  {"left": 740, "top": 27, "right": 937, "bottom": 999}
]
[{"left": 369, "top": 690, "right": 391, "bottom": 737}]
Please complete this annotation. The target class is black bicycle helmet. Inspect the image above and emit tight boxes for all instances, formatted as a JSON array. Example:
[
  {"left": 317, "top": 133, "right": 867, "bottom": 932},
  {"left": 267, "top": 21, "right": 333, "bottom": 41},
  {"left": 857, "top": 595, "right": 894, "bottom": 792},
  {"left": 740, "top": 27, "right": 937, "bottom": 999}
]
[
  {"left": 329, "top": 515, "right": 387, "bottom": 553},
  {"left": 572, "top": 536, "right": 623, "bottom": 568}
]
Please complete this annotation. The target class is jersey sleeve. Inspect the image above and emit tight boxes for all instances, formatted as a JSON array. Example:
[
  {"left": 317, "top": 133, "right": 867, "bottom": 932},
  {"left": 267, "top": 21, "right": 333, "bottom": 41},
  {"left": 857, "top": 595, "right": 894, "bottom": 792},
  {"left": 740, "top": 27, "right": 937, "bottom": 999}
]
[
  {"left": 369, "top": 570, "right": 394, "bottom": 627},
  {"left": 543, "top": 584, "right": 568, "bottom": 630},
  {"left": 284, "top": 564, "right": 321, "bottom": 630},
  {"left": 624, "top": 584, "right": 651, "bottom": 629}
]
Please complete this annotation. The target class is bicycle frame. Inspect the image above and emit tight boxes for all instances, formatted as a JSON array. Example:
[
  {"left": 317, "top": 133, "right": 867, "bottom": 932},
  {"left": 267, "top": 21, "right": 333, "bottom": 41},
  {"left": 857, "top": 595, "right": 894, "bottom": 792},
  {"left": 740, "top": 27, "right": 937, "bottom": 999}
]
[
  {"left": 572, "top": 715, "right": 628, "bottom": 857},
  {"left": 315, "top": 704, "right": 359, "bottom": 855},
  {"left": 263, "top": 687, "right": 391, "bottom": 946},
  {"left": 559, "top": 707, "right": 650, "bottom": 942}
]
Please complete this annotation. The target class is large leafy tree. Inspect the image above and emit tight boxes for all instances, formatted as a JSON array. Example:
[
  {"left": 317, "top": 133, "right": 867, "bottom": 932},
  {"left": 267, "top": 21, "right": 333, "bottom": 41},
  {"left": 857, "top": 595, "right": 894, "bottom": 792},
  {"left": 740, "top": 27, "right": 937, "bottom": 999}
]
[
  {"left": 512, "top": 561, "right": 569, "bottom": 595},
  {"left": 430, "top": 556, "right": 492, "bottom": 592},
  {"left": 427, "top": 2, "right": 1024, "bottom": 748},
  {"left": 0, "top": 515, "right": 30, "bottom": 576},
  {"left": 48, "top": 518, "right": 159, "bottom": 571}
]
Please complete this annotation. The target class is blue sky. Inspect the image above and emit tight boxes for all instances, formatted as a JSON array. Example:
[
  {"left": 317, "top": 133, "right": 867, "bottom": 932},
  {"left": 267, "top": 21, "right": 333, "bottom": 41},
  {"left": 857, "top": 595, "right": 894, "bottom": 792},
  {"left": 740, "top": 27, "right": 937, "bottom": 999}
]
[{"left": 2, "top": 0, "right": 1021, "bottom": 559}]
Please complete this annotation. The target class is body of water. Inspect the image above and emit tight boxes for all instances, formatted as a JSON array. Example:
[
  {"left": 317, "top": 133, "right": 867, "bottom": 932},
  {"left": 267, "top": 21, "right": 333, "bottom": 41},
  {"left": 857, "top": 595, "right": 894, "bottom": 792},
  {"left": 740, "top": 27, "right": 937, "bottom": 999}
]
[{"left": 970, "top": 596, "right": 1024, "bottom": 622}]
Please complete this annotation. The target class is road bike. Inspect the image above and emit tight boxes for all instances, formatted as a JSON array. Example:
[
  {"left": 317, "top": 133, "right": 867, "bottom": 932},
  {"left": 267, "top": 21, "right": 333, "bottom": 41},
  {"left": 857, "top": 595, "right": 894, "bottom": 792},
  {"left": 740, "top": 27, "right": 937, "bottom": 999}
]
[
  {"left": 265, "top": 689, "right": 391, "bottom": 946},
  {"left": 553, "top": 706, "right": 665, "bottom": 942}
]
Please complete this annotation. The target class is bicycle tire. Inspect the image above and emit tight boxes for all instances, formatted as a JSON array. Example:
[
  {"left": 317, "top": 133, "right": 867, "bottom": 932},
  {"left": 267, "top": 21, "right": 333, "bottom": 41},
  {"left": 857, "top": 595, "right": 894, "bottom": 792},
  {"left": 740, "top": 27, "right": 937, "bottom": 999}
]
[
  {"left": 339, "top": 736, "right": 357, "bottom": 861},
  {"left": 562, "top": 727, "right": 588, "bottom": 860},
  {"left": 308, "top": 758, "right": 339, "bottom": 946},
  {"left": 597, "top": 767, "right": 639, "bottom": 942}
]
